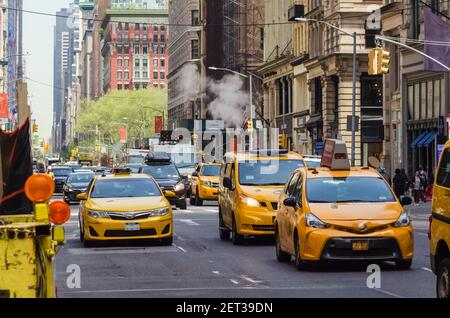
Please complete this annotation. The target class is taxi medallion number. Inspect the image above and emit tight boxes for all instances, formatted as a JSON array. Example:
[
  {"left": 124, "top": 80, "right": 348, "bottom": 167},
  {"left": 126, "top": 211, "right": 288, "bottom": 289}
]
[
  {"left": 125, "top": 223, "right": 140, "bottom": 231},
  {"left": 352, "top": 241, "right": 369, "bottom": 251}
]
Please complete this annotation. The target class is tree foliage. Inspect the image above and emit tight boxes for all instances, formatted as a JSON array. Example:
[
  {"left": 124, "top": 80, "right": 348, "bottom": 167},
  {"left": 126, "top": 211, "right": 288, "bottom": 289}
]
[{"left": 76, "top": 89, "right": 167, "bottom": 146}]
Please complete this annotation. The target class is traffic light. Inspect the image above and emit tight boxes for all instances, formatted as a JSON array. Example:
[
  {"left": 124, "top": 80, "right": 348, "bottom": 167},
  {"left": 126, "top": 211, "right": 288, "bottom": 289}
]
[
  {"left": 32, "top": 123, "right": 38, "bottom": 133},
  {"left": 368, "top": 48, "right": 380, "bottom": 75},
  {"left": 379, "top": 48, "right": 390, "bottom": 74},
  {"left": 278, "top": 134, "right": 286, "bottom": 149},
  {"left": 247, "top": 120, "right": 253, "bottom": 131}
]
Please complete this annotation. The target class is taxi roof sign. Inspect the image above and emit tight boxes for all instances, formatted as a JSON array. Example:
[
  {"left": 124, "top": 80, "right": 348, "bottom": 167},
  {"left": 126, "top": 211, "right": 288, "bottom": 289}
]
[
  {"left": 320, "top": 139, "right": 350, "bottom": 170},
  {"left": 112, "top": 167, "right": 132, "bottom": 175}
]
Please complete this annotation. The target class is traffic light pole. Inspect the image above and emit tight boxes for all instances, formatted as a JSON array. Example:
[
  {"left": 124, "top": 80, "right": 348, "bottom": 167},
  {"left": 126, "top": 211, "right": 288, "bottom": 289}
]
[
  {"left": 375, "top": 36, "right": 450, "bottom": 71},
  {"left": 351, "top": 32, "right": 357, "bottom": 167}
]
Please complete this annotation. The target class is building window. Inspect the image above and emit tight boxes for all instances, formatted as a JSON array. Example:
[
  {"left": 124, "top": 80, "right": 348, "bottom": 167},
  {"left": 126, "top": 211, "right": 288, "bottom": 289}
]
[
  {"left": 117, "top": 59, "right": 122, "bottom": 67},
  {"left": 143, "top": 59, "right": 148, "bottom": 67},
  {"left": 124, "top": 45, "right": 130, "bottom": 54},
  {"left": 192, "top": 10, "right": 200, "bottom": 26},
  {"left": 160, "top": 34, "right": 165, "bottom": 42},
  {"left": 143, "top": 71, "right": 148, "bottom": 79},
  {"left": 143, "top": 45, "right": 148, "bottom": 54},
  {"left": 124, "top": 59, "right": 129, "bottom": 67},
  {"left": 360, "top": 75, "right": 382, "bottom": 118},
  {"left": 124, "top": 72, "right": 129, "bottom": 80},
  {"left": 117, "top": 72, "right": 122, "bottom": 80},
  {"left": 191, "top": 40, "right": 199, "bottom": 59},
  {"left": 135, "top": 59, "right": 140, "bottom": 67},
  {"left": 135, "top": 71, "right": 139, "bottom": 78},
  {"left": 153, "top": 45, "right": 158, "bottom": 55},
  {"left": 160, "top": 46, "right": 165, "bottom": 54},
  {"left": 117, "top": 46, "right": 123, "bottom": 54},
  {"left": 134, "top": 45, "right": 139, "bottom": 54},
  {"left": 135, "top": 23, "right": 140, "bottom": 31},
  {"left": 153, "top": 25, "right": 158, "bottom": 32},
  {"left": 160, "top": 72, "right": 165, "bottom": 80},
  {"left": 160, "top": 59, "right": 165, "bottom": 67},
  {"left": 153, "top": 59, "right": 158, "bottom": 67},
  {"left": 161, "top": 25, "right": 166, "bottom": 32},
  {"left": 153, "top": 72, "right": 158, "bottom": 80},
  {"left": 407, "top": 77, "right": 443, "bottom": 121},
  {"left": 153, "top": 34, "right": 158, "bottom": 42}
]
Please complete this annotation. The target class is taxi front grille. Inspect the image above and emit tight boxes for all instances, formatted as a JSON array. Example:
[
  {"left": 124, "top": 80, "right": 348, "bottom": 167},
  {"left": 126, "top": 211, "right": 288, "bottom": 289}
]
[
  {"left": 271, "top": 202, "right": 278, "bottom": 210},
  {"left": 258, "top": 202, "right": 278, "bottom": 210},
  {"left": 334, "top": 225, "right": 388, "bottom": 235},
  {"left": 107, "top": 212, "right": 152, "bottom": 220},
  {"left": 104, "top": 229, "right": 157, "bottom": 237},
  {"left": 211, "top": 182, "right": 219, "bottom": 188},
  {"left": 252, "top": 225, "right": 275, "bottom": 232},
  {"left": 321, "top": 238, "right": 400, "bottom": 260}
]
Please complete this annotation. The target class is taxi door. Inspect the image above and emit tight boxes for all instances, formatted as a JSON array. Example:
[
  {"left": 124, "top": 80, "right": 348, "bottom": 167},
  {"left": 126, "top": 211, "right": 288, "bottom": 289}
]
[
  {"left": 191, "top": 164, "right": 201, "bottom": 196},
  {"left": 286, "top": 171, "right": 305, "bottom": 254},
  {"left": 278, "top": 172, "right": 300, "bottom": 250},
  {"left": 219, "top": 162, "right": 233, "bottom": 229}
]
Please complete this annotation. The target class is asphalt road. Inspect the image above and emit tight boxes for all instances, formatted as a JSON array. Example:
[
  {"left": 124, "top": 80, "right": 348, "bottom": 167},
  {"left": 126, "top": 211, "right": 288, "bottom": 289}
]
[{"left": 53, "top": 196, "right": 436, "bottom": 298}]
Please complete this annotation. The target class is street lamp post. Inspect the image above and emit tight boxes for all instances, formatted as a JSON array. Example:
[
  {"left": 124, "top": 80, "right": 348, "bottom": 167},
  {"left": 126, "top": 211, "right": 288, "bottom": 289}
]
[{"left": 295, "top": 18, "right": 357, "bottom": 166}]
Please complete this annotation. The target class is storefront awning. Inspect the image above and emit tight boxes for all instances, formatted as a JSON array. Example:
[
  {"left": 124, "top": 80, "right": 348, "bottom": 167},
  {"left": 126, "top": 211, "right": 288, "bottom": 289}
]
[
  {"left": 417, "top": 132, "right": 437, "bottom": 148},
  {"left": 411, "top": 132, "right": 428, "bottom": 148}
]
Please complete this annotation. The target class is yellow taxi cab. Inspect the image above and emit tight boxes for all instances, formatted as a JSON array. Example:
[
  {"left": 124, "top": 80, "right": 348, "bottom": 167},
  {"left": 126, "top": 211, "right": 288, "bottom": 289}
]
[
  {"left": 190, "top": 162, "right": 222, "bottom": 206},
  {"left": 430, "top": 140, "right": 450, "bottom": 298},
  {"left": 275, "top": 139, "right": 414, "bottom": 269},
  {"left": 77, "top": 168, "right": 173, "bottom": 246},
  {"left": 218, "top": 149, "right": 304, "bottom": 245}
]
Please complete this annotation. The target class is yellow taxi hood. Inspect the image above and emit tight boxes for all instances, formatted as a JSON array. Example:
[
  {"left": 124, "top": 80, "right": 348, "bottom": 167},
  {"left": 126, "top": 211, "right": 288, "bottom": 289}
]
[
  {"left": 87, "top": 196, "right": 168, "bottom": 212},
  {"left": 200, "top": 176, "right": 219, "bottom": 182},
  {"left": 239, "top": 185, "right": 284, "bottom": 202},
  {"left": 308, "top": 202, "right": 403, "bottom": 222}
]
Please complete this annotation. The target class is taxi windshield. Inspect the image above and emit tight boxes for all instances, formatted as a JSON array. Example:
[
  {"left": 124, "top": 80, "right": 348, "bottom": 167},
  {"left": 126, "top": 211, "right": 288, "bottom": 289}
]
[
  {"left": 304, "top": 160, "right": 321, "bottom": 168},
  {"left": 201, "top": 165, "right": 221, "bottom": 176},
  {"left": 238, "top": 160, "right": 304, "bottom": 186},
  {"left": 68, "top": 173, "right": 94, "bottom": 183},
  {"left": 90, "top": 178, "right": 162, "bottom": 198},
  {"left": 141, "top": 165, "right": 180, "bottom": 179},
  {"left": 306, "top": 177, "right": 395, "bottom": 203}
]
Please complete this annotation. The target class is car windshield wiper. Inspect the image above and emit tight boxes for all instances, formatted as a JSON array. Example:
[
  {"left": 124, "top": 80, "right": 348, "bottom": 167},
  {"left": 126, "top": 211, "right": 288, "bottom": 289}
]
[
  {"left": 335, "top": 199, "right": 382, "bottom": 203},
  {"left": 309, "top": 200, "right": 333, "bottom": 203}
]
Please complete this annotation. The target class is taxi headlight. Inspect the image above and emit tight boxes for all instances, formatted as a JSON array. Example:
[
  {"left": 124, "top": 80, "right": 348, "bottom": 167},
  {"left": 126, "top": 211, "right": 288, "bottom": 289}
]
[
  {"left": 87, "top": 210, "right": 110, "bottom": 219},
  {"left": 174, "top": 182, "right": 185, "bottom": 191},
  {"left": 305, "top": 213, "right": 330, "bottom": 229},
  {"left": 394, "top": 212, "right": 410, "bottom": 227},
  {"left": 202, "top": 181, "right": 212, "bottom": 187},
  {"left": 149, "top": 207, "right": 170, "bottom": 216},
  {"left": 239, "top": 194, "right": 259, "bottom": 207}
]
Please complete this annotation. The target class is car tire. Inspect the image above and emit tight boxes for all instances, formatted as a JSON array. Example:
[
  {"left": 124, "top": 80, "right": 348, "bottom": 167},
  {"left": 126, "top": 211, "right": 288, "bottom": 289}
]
[
  {"left": 177, "top": 200, "right": 187, "bottom": 210},
  {"left": 437, "top": 257, "right": 450, "bottom": 298},
  {"left": 189, "top": 196, "right": 195, "bottom": 205},
  {"left": 219, "top": 210, "right": 230, "bottom": 241},
  {"left": 275, "top": 227, "right": 291, "bottom": 262},
  {"left": 395, "top": 259, "right": 412, "bottom": 270},
  {"left": 79, "top": 223, "right": 84, "bottom": 242},
  {"left": 161, "top": 236, "right": 173, "bottom": 246},
  {"left": 83, "top": 237, "right": 94, "bottom": 248},
  {"left": 194, "top": 188, "right": 203, "bottom": 206},
  {"left": 294, "top": 235, "right": 309, "bottom": 270},
  {"left": 231, "top": 215, "right": 244, "bottom": 245}
]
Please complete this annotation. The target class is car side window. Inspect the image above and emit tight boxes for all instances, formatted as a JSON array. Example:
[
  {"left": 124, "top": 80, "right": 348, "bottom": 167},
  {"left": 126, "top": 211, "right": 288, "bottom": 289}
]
[
  {"left": 286, "top": 172, "right": 300, "bottom": 197},
  {"left": 294, "top": 173, "right": 303, "bottom": 207},
  {"left": 436, "top": 148, "right": 450, "bottom": 188},
  {"left": 86, "top": 179, "right": 95, "bottom": 197},
  {"left": 230, "top": 163, "right": 236, "bottom": 189}
]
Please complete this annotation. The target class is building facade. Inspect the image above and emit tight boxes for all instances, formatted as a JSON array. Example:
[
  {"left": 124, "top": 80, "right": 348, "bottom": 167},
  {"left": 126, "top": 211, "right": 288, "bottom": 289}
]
[
  {"left": 167, "top": 0, "right": 201, "bottom": 129},
  {"left": 381, "top": 0, "right": 450, "bottom": 178},
  {"left": 101, "top": 7, "right": 169, "bottom": 93}
]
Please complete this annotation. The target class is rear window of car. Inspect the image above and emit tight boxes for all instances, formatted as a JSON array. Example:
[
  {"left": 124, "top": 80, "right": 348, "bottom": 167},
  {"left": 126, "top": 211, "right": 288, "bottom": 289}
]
[{"left": 436, "top": 148, "right": 450, "bottom": 188}]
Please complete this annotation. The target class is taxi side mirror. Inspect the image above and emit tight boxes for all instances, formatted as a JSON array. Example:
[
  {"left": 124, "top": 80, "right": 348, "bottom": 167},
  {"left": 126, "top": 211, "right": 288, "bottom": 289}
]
[
  {"left": 192, "top": 171, "right": 198, "bottom": 177},
  {"left": 223, "top": 177, "right": 232, "bottom": 190},
  {"left": 76, "top": 193, "right": 87, "bottom": 200},
  {"left": 400, "top": 196, "right": 412, "bottom": 206},
  {"left": 283, "top": 197, "right": 297, "bottom": 208}
]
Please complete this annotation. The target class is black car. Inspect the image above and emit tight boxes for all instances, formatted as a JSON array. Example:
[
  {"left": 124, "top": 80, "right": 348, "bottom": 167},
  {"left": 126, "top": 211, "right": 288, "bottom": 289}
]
[
  {"left": 139, "top": 152, "right": 187, "bottom": 209},
  {"left": 63, "top": 172, "right": 95, "bottom": 203},
  {"left": 51, "top": 166, "right": 73, "bottom": 193}
]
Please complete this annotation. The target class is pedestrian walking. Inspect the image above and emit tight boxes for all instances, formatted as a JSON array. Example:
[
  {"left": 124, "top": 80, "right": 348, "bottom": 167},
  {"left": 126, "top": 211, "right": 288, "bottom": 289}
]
[
  {"left": 393, "top": 169, "right": 406, "bottom": 198},
  {"left": 412, "top": 170, "right": 424, "bottom": 205},
  {"left": 418, "top": 166, "right": 428, "bottom": 202}
]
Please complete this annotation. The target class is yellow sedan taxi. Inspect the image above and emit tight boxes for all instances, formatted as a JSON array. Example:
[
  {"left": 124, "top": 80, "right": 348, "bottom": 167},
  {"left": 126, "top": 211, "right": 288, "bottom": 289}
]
[
  {"left": 275, "top": 139, "right": 414, "bottom": 269},
  {"left": 77, "top": 168, "right": 173, "bottom": 246},
  {"left": 219, "top": 150, "right": 304, "bottom": 245},
  {"left": 190, "top": 163, "right": 221, "bottom": 206}
]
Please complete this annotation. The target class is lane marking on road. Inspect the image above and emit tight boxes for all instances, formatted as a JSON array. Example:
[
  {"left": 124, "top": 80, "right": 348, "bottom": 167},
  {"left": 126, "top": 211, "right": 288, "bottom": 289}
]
[
  {"left": 372, "top": 288, "right": 404, "bottom": 298},
  {"left": 174, "top": 210, "right": 194, "bottom": 213},
  {"left": 240, "top": 275, "right": 263, "bottom": 284},
  {"left": 230, "top": 279, "right": 239, "bottom": 285},
  {"left": 421, "top": 267, "right": 433, "bottom": 273},
  {"left": 417, "top": 232, "right": 429, "bottom": 237},
  {"left": 177, "top": 219, "right": 200, "bottom": 226},
  {"left": 212, "top": 271, "right": 220, "bottom": 275},
  {"left": 64, "top": 246, "right": 180, "bottom": 255},
  {"left": 174, "top": 234, "right": 185, "bottom": 242},
  {"left": 173, "top": 244, "right": 187, "bottom": 253}
]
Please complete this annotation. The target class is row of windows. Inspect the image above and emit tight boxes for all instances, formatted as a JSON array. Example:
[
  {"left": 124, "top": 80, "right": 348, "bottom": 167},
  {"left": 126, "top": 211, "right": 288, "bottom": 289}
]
[
  {"left": 116, "top": 45, "right": 166, "bottom": 55},
  {"left": 117, "top": 58, "right": 166, "bottom": 68},
  {"left": 117, "top": 83, "right": 166, "bottom": 90},
  {"left": 117, "top": 33, "right": 166, "bottom": 43},
  {"left": 116, "top": 22, "right": 166, "bottom": 32},
  {"left": 407, "top": 77, "right": 445, "bottom": 121},
  {"left": 117, "top": 71, "right": 166, "bottom": 80}
]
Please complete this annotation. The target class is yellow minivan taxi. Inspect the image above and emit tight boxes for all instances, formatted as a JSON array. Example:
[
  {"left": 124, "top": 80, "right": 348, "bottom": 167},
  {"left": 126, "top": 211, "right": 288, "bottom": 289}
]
[
  {"left": 430, "top": 140, "right": 450, "bottom": 298},
  {"left": 78, "top": 169, "right": 173, "bottom": 246},
  {"left": 190, "top": 163, "right": 222, "bottom": 206},
  {"left": 218, "top": 150, "right": 304, "bottom": 245},
  {"left": 275, "top": 139, "right": 414, "bottom": 269}
]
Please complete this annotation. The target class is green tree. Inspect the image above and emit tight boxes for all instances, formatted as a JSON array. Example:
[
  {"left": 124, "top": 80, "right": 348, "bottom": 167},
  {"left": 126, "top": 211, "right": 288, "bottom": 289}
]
[{"left": 76, "top": 89, "right": 167, "bottom": 147}]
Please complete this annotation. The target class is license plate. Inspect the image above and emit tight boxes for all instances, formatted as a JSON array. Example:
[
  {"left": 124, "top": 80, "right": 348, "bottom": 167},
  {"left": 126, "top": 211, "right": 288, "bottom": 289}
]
[
  {"left": 352, "top": 241, "right": 369, "bottom": 251},
  {"left": 124, "top": 223, "right": 140, "bottom": 231}
]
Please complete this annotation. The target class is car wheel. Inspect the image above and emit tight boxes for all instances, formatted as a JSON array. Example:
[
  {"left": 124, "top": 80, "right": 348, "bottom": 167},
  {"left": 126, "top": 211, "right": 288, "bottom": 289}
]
[
  {"left": 395, "top": 259, "right": 412, "bottom": 270},
  {"left": 437, "top": 258, "right": 450, "bottom": 298},
  {"left": 161, "top": 236, "right": 173, "bottom": 246},
  {"left": 231, "top": 215, "right": 243, "bottom": 245},
  {"left": 189, "top": 196, "right": 195, "bottom": 205},
  {"left": 177, "top": 200, "right": 187, "bottom": 210},
  {"left": 275, "top": 227, "right": 291, "bottom": 262},
  {"left": 294, "top": 235, "right": 308, "bottom": 270},
  {"left": 79, "top": 223, "right": 84, "bottom": 242},
  {"left": 219, "top": 210, "right": 230, "bottom": 241},
  {"left": 194, "top": 189, "right": 203, "bottom": 206}
]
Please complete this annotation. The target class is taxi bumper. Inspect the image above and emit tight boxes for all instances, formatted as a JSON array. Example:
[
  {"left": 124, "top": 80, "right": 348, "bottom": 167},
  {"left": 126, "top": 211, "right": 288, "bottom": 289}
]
[
  {"left": 84, "top": 215, "right": 173, "bottom": 241},
  {"left": 235, "top": 205, "right": 277, "bottom": 235},
  {"left": 300, "top": 226, "right": 414, "bottom": 262},
  {"left": 198, "top": 186, "right": 219, "bottom": 200}
]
